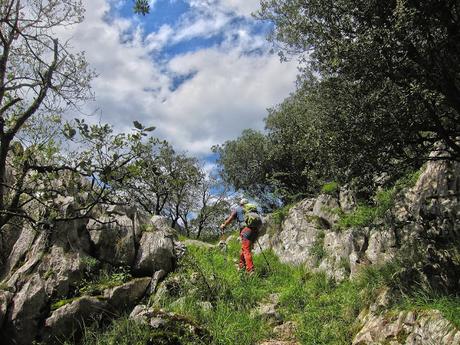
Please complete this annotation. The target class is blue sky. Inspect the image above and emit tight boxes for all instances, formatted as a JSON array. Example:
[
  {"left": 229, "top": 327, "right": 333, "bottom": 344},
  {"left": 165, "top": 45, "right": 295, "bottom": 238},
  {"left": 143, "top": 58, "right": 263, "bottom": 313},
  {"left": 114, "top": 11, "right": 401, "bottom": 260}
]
[{"left": 66, "top": 0, "right": 298, "bottom": 162}]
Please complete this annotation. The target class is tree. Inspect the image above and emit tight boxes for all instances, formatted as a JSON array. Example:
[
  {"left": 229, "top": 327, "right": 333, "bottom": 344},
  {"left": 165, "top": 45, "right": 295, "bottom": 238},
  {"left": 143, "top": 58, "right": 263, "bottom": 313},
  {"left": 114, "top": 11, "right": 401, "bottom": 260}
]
[
  {"left": 133, "top": 0, "right": 150, "bottom": 15},
  {"left": 257, "top": 0, "right": 460, "bottom": 160},
  {"left": 0, "top": 0, "right": 92, "bottom": 228},
  {"left": 163, "top": 153, "right": 201, "bottom": 230},
  {"left": 191, "top": 171, "right": 231, "bottom": 239},
  {"left": 212, "top": 129, "right": 272, "bottom": 202},
  {"left": 0, "top": 1, "right": 156, "bottom": 233}
]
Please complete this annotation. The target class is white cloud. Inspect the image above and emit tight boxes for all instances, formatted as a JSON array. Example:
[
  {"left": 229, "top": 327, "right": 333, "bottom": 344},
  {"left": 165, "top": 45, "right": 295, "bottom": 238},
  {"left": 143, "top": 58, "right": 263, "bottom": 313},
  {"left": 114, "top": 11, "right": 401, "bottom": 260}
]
[
  {"left": 221, "top": 0, "right": 261, "bottom": 16},
  {"left": 62, "top": 0, "right": 297, "bottom": 157}
]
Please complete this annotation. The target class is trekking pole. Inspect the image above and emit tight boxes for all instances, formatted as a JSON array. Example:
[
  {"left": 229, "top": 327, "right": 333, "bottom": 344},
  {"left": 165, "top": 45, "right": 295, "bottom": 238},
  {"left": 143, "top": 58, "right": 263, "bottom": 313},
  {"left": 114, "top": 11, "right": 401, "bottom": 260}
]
[
  {"left": 256, "top": 239, "right": 270, "bottom": 271},
  {"left": 219, "top": 229, "right": 227, "bottom": 262}
]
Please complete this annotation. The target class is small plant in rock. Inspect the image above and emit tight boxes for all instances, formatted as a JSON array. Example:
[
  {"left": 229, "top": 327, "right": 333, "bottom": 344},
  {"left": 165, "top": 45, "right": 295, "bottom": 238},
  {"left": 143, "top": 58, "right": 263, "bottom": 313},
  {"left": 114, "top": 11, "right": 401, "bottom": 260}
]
[
  {"left": 51, "top": 297, "right": 79, "bottom": 311},
  {"left": 310, "top": 230, "right": 326, "bottom": 263},
  {"left": 272, "top": 204, "right": 293, "bottom": 226},
  {"left": 79, "top": 266, "right": 132, "bottom": 296},
  {"left": 321, "top": 181, "right": 339, "bottom": 195},
  {"left": 81, "top": 256, "right": 100, "bottom": 276}
]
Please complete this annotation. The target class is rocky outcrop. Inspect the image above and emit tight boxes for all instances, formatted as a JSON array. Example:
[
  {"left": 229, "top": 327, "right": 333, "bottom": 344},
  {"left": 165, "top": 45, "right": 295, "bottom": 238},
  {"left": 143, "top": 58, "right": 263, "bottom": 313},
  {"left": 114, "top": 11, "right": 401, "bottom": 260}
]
[
  {"left": 0, "top": 199, "right": 181, "bottom": 345},
  {"left": 103, "top": 277, "right": 151, "bottom": 309},
  {"left": 43, "top": 296, "right": 108, "bottom": 344},
  {"left": 88, "top": 213, "right": 138, "bottom": 267},
  {"left": 353, "top": 309, "right": 460, "bottom": 345},
  {"left": 129, "top": 304, "right": 211, "bottom": 343},
  {"left": 353, "top": 289, "right": 460, "bottom": 345},
  {"left": 258, "top": 155, "right": 460, "bottom": 286},
  {"left": 134, "top": 216, "right": 179, "bottom": 276},
  {"left": 4, "top": 274, "right": 47, "bottom": 345}
]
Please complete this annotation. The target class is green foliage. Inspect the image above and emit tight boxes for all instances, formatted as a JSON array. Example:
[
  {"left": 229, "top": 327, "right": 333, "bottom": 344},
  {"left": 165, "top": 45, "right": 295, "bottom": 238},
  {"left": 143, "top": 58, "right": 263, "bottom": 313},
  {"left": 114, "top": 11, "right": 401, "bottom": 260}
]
[
  {"left": 338, "top": 169, "right": 423, "bottom": 229},
  {"left": 133, "top": 0, "right": 150, "bottom": 15},
  {"left": 338, "top": 204, "right": 377, "bottom": 229},
  {"left": 310, "top": 230, "right": 326, "bottom": 263},
  {"left": 271, "top": 204, "right": 293, "bottom": 225},
  {"left": 79, "top": 266, "right": 131, "bottom": 296},
  {"left": 51, "top": 297, "right": 79, "bottom": 311},
  {"left": 321, "top": 181, "right": 339, "bottom": 195},
  {"left": 212, "top": 129, "right": 274, "bottom": 204},
  {"left": 80, "top": 315, "right": 205, "bottom": 345},
  {"left": 257, "top": 0, "right": 460, "bottom": 161}
]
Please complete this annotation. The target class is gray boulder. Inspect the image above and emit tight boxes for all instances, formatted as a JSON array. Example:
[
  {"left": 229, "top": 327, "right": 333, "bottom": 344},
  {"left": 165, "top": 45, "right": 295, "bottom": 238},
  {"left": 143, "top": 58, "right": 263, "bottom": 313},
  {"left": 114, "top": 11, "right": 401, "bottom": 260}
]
[
  {"left": 313, "top": 194, "right": 341, "bottom": 227},
  {"left": 43, "top": 296, "right": 108, "bottom": 344},
  {"left": 103, "top": 277, "right": 151, "bottom": 309},
  {"left": 87, "top": 214, "right": 137, "bottom": 266},
  {"left": 38, "top": 247, "right": 83, "bottom": 297},
  {"left": 1, "top": 224, "right": 36, "bottom": 280},
  {"left": 4, "top": 274, "right": 47, "bottom": 345},
  {"left": 134, "top": 216, "right": 178, "bottom": 276}
]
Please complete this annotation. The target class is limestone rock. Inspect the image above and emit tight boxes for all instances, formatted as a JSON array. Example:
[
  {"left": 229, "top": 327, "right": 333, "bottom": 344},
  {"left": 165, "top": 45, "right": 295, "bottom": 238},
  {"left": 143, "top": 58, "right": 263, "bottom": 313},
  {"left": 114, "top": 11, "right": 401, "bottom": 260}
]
[
  {"left": 1, "top": 224, "right": 36, "bottom": 279},
  {"left": 134, "top": 216, "right": 177, "bottom": 276},
  {"left": 149, "top": 269, "right": 167, "bottom": 295},
  {"left": 271, "top": 199, "right": 320, "bottom": 266},
  {"left": 129, "top": 305, "right": 211, "bottom": 342},
  {"left": 88, "top": 214, "right": 137, "bottom": 266},
  {"left": 353, "top": 309, "right": 460, "bottom": 345},
  {"left": 0, "top": 290, "right": 13, "bottom": 328},
  {"left": 103, "top": 277, "right": 151, "bottom": 309},
  {"left": 5, "top": 274, "right": 47, "bottom": 345},
  {"left": 312, "top": 194, "right": 340, "bottom": 227},
  {"left": 339, "top": 187, "right": 356, "bottom": 213},
  {"left": 252, "top": 294, "right": 282, "bottom": 325},
  {"left": 365, "top": 228, "right": 397, "bottom": 265},
  {"left": 38, "top": 247, "right": 83, "bottom": 297},
  {"left": 273, "top": 321, "right": 298, "bottom": 341},
  {"left": 43, "top": 296, "right": 108, "bottom": 344}
]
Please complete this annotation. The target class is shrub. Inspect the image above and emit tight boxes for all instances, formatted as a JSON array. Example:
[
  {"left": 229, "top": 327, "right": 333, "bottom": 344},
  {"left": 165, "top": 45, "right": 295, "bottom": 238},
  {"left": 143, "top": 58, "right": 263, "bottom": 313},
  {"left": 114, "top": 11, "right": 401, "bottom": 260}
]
[
  {"left": 310, "top": 230, "right": 326, "bottom": 263},
  {"left": 271, "top": 204, "right": 293, "bottom": 225}
]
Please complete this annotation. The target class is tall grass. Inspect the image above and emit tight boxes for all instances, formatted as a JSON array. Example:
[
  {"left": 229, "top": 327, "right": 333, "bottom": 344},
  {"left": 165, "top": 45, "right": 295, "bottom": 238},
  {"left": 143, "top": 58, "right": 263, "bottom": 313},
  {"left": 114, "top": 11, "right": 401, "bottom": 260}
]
[
  {"left": 76, "top": 231, "right": 459, "bottom": 345},
  {"left": 149, "top": 239, "right": 394, "bottom": 345}
]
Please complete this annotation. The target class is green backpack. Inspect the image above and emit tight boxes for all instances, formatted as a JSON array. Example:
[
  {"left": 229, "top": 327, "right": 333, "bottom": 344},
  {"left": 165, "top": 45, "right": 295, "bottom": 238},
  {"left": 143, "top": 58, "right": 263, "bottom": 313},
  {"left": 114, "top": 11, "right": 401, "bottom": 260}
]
[{"left": 243, "top": 203, "right": 263, "bottom": 230}]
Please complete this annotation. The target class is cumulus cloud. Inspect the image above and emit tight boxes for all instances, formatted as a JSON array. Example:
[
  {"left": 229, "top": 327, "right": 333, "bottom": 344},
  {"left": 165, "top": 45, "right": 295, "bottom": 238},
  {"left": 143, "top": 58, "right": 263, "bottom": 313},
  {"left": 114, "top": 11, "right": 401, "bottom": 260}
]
[{"left": 63, "top": 0, "right": 297, "bottom": 156}]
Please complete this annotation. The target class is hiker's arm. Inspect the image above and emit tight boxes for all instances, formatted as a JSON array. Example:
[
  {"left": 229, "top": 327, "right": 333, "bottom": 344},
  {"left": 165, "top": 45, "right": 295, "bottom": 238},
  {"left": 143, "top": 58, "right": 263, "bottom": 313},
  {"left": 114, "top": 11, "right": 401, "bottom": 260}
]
[{"left": 220, "top": 211, "right": 237, "bottom": 230}]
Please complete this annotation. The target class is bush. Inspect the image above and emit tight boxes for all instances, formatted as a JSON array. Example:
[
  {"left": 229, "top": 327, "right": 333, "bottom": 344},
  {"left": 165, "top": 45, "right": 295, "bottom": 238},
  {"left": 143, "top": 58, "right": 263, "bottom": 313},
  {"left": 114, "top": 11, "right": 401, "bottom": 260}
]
[{"left": 271, "top": 204, "right": 293, "bottom": 225}]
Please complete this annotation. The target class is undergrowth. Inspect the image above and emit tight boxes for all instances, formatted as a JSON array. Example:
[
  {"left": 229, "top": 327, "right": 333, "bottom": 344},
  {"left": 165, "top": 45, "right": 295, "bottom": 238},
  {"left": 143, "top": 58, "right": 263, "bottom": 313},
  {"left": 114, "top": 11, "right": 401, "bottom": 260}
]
[
  {"left": 338, "top": 169, "right": 422, "bottom": 229},
  {"left": 147, "top": 239, "right": 400, "bottom": 345},
  {"left": 75, "top": 227, "right": 460, "bottom": 345}
]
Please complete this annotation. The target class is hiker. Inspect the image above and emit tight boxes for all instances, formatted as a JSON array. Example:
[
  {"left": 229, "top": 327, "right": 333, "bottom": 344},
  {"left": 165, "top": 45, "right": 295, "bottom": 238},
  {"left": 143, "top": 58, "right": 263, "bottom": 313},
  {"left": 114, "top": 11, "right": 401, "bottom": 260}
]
[{"left": 220, "top": 198, "right": 261, "bottom": 273}]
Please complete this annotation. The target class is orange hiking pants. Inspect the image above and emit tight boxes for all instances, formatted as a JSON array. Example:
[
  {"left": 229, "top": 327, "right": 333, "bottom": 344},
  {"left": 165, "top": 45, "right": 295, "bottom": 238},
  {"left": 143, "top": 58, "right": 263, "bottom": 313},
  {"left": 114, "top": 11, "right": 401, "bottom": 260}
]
[{"left": 239, "top": 227, "right": 254, "bottom": 272}]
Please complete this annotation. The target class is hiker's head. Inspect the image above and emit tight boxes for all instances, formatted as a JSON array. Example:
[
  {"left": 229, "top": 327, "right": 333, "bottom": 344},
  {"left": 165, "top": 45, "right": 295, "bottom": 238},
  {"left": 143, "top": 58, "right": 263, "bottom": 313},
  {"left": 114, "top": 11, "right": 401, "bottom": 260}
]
[{"left": 239, "top": 198, "right": 248, "bottom": 206}]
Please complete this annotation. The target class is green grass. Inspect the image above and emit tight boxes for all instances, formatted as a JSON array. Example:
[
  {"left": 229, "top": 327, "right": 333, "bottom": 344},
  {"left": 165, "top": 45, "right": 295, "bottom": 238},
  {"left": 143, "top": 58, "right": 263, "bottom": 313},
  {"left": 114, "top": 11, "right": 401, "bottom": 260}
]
[
  {"left": 396, "top": 291, "right": 460, "bottom": 329},
  {"left": 78, "top": 266, "right": 132, "bottom": 296},
  {"left": 310, "top": 230, "right": 326, "bottom": 263},
  {"left": 79, "top": 315, "right": 207, "bottom": 345},
  {"left": 271, "top": 203, "right": 293, "bottom": 226},
  {"left": 337, "top": 169, "right": 422, "bottom": 230},
  {"left": 73, "top": 235, "right": 459, "bottom": 345},
  {"left": 148, "top": 239, "right": 400, "bottom": 345},
  {"left": 51, "top": 297, "right": 80, "bottom": 311}
]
